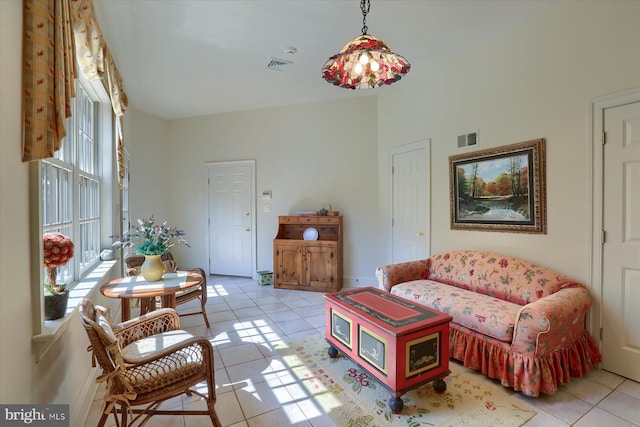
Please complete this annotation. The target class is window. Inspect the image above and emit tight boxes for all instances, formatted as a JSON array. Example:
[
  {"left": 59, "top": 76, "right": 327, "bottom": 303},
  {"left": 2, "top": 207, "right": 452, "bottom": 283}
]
[{"left": 41, "top": 81, "right": 102, "bottom": 286}]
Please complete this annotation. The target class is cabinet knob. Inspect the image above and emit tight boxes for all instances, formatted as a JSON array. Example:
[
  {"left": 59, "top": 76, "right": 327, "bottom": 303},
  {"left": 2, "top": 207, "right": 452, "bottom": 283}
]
[
  {"left": 245, "top": 228, "right": 250, "bottom": 232},
  {"left": 416, "top": 232, "right": 424, "bottom": 237}
]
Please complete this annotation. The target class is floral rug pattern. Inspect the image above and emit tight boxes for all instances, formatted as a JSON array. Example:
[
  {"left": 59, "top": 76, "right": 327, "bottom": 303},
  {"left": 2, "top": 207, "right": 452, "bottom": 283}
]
[{"left": 276, "top": 335, "right": 536, "bottom": 427}]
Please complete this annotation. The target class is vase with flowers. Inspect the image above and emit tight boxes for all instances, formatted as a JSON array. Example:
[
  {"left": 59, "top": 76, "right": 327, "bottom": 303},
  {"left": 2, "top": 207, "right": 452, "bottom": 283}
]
[
  {"left": 111, "top": 215, "right": 189, "bottom": 281},
  {"left": 43, "top": 232, "right": 75, "bottom": 320}
]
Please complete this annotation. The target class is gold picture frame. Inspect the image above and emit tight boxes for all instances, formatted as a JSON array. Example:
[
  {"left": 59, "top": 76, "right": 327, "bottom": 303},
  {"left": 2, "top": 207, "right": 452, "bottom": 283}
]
[
  {"left": 406, "top": 332, "right": 440, "bottom": 378},
  {"left": 358, "top": 326, "right": 387, "bottom": 375},
  {"left": 449, "top": 138, "right": 547, "bottom": 234},
  {"left": 330, "top": 309, "right": 352, "bottom": 349}
]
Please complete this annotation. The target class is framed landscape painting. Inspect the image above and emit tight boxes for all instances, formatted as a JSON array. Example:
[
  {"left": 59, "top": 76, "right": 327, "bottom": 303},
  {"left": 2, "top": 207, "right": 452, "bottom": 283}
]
[{"left": 449, "top": 138, "right": 546, "bottom": 234}]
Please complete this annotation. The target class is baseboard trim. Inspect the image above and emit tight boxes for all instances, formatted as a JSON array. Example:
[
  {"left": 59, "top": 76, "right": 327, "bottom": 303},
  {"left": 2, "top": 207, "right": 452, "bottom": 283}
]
[
  {"left": 72, "top": 366, "right": 100, "bottom": 427},
  {"left": 342, "top": 275, "right": 377, "bottom": 289}
]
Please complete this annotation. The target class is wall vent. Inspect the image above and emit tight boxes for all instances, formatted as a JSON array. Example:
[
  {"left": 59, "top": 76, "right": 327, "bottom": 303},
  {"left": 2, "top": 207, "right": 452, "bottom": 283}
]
[
  {"left": 267, "top": 57, "right": 293, "bottom": 72},
  {"left": 457, "top": 131, "right": 478, "bottom": 148}
]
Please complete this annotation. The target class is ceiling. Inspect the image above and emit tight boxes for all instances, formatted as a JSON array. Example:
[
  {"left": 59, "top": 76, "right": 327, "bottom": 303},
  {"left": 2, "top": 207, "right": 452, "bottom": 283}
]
[{"left": 93, "top": 0, "right": 548, "bottom": 120}]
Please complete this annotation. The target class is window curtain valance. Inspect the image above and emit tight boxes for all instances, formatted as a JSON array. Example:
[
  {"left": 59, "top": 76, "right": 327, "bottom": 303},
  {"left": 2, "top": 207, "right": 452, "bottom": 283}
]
[{"left": 22, "top": 0, "right": 128, "bottom": 188}]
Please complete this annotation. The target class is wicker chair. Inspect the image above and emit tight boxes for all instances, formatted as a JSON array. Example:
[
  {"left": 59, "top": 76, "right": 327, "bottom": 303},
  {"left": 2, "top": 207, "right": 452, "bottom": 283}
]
[
  {"left": 79, "top": 298, "right": 222, "bottom": 427},
  {"left": 125, "top": 253, "right": 210, "bottom": 328}
]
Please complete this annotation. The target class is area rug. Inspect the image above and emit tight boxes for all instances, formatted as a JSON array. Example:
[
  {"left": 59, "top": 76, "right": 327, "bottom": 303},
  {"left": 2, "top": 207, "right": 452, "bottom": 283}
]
[{"left": 276, "top": 335, "right": 535, "bottom": 427}]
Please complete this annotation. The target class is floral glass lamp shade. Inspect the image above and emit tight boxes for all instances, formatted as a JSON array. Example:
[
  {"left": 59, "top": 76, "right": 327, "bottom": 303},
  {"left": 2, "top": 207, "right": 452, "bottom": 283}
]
[{"left": 322, "top": 0, "right": 411, "bottom": 89}]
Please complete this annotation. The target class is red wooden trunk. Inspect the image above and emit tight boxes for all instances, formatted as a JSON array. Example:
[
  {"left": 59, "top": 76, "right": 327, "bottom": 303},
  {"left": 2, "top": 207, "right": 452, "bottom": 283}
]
[{"left": 325, "top": 287, "right": 452, "bottom": 395}]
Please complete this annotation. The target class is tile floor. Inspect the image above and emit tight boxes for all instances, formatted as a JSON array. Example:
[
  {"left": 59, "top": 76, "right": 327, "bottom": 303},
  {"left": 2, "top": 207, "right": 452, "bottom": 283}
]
[{"left": 86, "top": 275, "right": 640, "bottom": 426}]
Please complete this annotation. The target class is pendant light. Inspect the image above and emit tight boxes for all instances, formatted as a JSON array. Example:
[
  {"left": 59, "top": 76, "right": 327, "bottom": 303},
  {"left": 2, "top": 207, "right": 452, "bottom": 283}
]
[{"left": 322, "top": 0, "right": 411, "bottom": 89}]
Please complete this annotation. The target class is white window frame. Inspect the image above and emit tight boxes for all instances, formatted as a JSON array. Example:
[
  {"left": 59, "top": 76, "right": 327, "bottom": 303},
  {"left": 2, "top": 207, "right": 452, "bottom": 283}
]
[
  {"left": 41, "top": 80, "right": 102, "bottom": 285},
  {"left": 32, "top": 76, "right": 120, "bottom": 358}
]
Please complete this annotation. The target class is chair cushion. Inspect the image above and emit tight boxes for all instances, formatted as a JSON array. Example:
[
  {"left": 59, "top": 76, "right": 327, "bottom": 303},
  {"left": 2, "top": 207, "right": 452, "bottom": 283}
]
[
  {"left": 391, "top": 280, "right": 521, "bottom": 343},
  {"left": 120, "top": 330, "right": 205, "bottom": 394},
  {"left": 121, "top": 329, "right": 194, "bottom": 361},
  {"left": 95, "top": 309, "right": 117, "bottom": 344}
]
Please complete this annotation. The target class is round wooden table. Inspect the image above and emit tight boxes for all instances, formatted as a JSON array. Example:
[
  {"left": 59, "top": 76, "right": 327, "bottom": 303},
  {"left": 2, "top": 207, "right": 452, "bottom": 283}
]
[{"left": 101, "top": 271, "right": 203, "bottom": 321}]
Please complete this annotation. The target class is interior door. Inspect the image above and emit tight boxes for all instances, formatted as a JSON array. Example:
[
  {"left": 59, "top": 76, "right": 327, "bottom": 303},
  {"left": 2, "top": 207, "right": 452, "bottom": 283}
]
[
  {"left": 602, "top": 101, "right": 640, "bottom": 381},
  {"left": 208, "top": 162, "right": 254, "bottom": 277},
  {"left": 390, "top": 140, "right": 430, "bottom": 263}
]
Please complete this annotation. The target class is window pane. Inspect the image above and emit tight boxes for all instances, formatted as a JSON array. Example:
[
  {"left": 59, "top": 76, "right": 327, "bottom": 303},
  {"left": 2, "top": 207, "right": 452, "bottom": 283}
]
[{"left": 40, "top": 79, "right": 103, "bottom": 295}]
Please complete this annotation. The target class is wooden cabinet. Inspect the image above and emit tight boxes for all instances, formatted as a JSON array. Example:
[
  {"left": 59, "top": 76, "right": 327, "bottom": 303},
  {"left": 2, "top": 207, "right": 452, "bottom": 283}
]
[{"left": 273, "top": 216, "right": 343, "bottom": 292}]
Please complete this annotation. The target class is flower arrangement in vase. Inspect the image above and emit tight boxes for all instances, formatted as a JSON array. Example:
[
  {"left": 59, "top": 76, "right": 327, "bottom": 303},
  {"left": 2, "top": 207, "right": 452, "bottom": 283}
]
[
  {"left": 43, "top": 232, "right": 74, "bottom": 320},
  {"left": 111, "top": 215, "right": 189, "bottom": 281}
]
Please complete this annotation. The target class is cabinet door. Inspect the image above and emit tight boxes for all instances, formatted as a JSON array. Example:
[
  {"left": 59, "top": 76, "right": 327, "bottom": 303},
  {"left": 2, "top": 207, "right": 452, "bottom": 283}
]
[
  {"left": 275, "top": 243, "right": 304, "bottom": 287},
  {"left": 305, "top": 244, "right": 337, "bottom": 289}
]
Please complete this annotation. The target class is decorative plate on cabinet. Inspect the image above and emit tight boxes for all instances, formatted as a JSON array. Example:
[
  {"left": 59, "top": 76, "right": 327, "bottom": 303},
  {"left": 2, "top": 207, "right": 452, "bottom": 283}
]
[{"left": 303, "top": 227, "right": 319, "bottom": 240}]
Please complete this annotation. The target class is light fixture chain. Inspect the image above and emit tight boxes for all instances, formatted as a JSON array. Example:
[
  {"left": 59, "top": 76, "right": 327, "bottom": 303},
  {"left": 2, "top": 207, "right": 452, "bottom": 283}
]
[{"left": 360, "top": 0, "right": 370, "bottom": 35}]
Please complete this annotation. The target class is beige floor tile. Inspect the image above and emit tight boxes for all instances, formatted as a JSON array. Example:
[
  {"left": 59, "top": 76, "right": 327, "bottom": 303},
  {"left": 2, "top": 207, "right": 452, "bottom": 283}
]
[
  {"left": 562, "top": 376, "right": 614, "bottom": 405},
  {"left": 226, "top": 357, "right": 281, "bottom": 386},
  {"left": 517, "top": 390, "right": 593, "bottom": 425},
  {"left": 574, "top": 407, "right": 637, "bottom": 427},
  {"left": 219, "top": 342, "right": 264, "bottom": 367},
  {"left": 618, "top": 379, "right": 640, "bottom": 400},
  {"left": 186, "top": 389, "right": 243, "bottom": 427},
  {"left": 598, "top": 390, "right": 640, "bottom": 425},
  {"left": 587, "top": 368, "right": 627, "bottom": 389},
  {"left": 246, "top": 405, "right": 312, "bottom": 427},
  {"left": 235, "top": 378, "right": 295, "bottom": 419}
]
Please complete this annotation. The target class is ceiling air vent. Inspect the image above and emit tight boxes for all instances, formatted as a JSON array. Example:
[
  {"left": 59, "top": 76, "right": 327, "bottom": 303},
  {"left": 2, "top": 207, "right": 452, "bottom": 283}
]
[
  {"left": 457, "top": 131, "right": 478, "bottom": 149},
  {"left": 267, "top": 57, "right": 293, "bottom": 72}
]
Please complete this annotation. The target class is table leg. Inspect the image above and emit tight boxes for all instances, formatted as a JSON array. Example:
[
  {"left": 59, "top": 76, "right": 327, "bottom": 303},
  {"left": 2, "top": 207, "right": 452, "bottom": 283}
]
[
  {"left": 121, "top": 299, "right": 130, "bottom": 322},
  {"left": 139, "top": 297, "right": 156, "bottom": 316},
  {"left": 161, "top": 294, "right": 177, "bottom": 310}
]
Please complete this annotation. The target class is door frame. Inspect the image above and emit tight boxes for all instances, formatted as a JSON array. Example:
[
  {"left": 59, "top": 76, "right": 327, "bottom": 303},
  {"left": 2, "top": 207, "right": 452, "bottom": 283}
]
[
  {"left": 388, "top": 139, "right": 431, "bottom": 263},
  {"left": 205, "top": 159, "right": 257, "bottom": 278},
  {"left": 589, "top": 87, "right": 640, "bottom": 341}
]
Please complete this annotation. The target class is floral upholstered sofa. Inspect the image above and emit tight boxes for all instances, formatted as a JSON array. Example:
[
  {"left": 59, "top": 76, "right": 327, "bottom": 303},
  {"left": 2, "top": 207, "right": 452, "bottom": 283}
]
[{"left": 375, "top": 250, "right": 602, "bottom": 396}]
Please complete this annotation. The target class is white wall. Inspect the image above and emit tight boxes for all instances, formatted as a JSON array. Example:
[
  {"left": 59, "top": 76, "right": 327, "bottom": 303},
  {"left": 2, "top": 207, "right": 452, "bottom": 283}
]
[
  {"left": 161, "top": 96, "right": 381, "bottom": 282},
  {"left": 377, "top": 0, "right": 640, "bottom": 284},
  {"left": 0, "top": 0, "right": 33, "bottom": 404},
  {"left": 124, "top": 108, "right": 172, "bottom": 224}
]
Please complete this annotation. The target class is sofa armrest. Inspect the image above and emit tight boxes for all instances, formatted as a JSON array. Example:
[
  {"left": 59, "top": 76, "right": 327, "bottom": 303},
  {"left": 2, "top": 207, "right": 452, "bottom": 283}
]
[
  {"left": 376, "top": 259, "right": 429, "bottom": 292},
  {"left": 511, "top": 285, "right": 592, "bottom": 357}
]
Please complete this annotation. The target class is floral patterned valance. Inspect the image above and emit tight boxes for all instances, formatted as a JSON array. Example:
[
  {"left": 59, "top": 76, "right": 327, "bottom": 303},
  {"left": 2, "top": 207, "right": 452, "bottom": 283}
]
[{"left": 22, "top": 0, "right": 128, "bottom": 187}]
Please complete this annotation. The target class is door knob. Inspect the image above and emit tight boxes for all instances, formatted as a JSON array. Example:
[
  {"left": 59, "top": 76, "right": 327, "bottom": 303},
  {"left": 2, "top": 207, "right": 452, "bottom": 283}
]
[
  {"left": 416, "top": 232, "right": 424, "bottom": 237},
  {"left": 245, "top": 228, "right": 250, "bottom": 232}
]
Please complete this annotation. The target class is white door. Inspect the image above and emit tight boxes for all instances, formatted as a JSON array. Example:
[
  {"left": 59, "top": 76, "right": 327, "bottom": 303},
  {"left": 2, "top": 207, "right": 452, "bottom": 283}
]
[
  {"left": 602, "top": 101, "right": 640, "bottom": 381},
  {"left": 208, "top": 162, "right": 254, "bottom": 277},
  {"left": 390, "top": 140, "right": 430, "bottom": 263}
]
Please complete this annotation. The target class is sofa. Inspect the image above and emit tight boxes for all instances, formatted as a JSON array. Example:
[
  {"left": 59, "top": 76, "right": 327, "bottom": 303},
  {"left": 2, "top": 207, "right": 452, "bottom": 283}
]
[{"left": 375, "top": 250, "right": 602, "bottom": 396}]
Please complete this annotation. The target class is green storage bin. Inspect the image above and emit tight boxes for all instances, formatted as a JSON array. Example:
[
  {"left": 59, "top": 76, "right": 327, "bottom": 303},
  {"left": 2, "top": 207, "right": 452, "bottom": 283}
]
[{"left": 257, "top": 270, "right": 273, "bottom": 286}]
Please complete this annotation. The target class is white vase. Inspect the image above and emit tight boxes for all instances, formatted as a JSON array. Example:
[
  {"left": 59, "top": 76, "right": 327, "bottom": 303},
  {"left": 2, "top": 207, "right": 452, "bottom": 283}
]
[{"left": 141, "top": 255, "right": 164, "bottom": 282}]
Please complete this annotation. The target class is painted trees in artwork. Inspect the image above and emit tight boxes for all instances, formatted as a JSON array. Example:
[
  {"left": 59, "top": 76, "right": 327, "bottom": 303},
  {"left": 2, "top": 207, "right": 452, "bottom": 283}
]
[{"left": 456, "top": 154, "right": 530, "bottom": 220}]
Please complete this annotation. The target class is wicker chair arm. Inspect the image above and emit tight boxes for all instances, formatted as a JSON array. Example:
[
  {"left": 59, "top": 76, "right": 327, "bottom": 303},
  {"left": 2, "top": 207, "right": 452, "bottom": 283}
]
[
  {"left": 121, "top": 335, "right": 214, "bottom": 366},
  {"left": 113, "top": 308, "right": 181, "bottom": 347}
]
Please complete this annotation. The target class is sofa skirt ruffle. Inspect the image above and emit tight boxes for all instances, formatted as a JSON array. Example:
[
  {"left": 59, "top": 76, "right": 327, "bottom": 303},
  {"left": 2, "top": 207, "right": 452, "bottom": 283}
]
[{"left": 449, "top": 323, "right": 602, "bottom": 397}]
